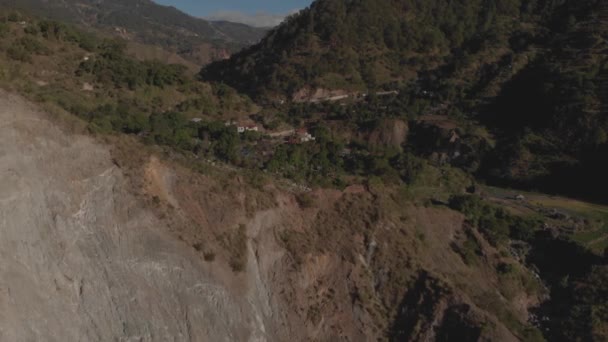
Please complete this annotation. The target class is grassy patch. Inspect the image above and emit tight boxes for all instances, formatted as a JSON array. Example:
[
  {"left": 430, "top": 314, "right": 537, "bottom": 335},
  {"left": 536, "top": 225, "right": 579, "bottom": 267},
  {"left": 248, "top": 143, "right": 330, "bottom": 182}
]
[
  {"left": 482, "top": 186, "right": 608, "bottom": 254},
  {"left": 476, "top": 292, "right": 546, "bottom": 342},
  {"left": 278, "top": 229, "right": 310, "bottom": 266},
  {"left": 497, "top": 262, "right": 543, "bottom": 300},
  {"left": 449, "top": 195, "right": 540, "bottom": 245},
  {"left": 219, "top": 224, "right": 248, "bottom": 272},
  {"left": 452, "top": 231, "right": 483, "bottom": 266},
  {"left": 296, "top": 192, "right": 316, "bottom": 208},
  {"left": 532, "top": 195, "right": 608, "bottom": 255},
  {"left": 571, "top": 213, "right": 608, "bottom": 255}
]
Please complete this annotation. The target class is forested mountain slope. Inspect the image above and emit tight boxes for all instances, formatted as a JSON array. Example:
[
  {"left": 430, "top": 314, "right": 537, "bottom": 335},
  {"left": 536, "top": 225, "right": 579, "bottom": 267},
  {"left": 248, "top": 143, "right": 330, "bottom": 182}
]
[
  {"left": 201, "top": 0, "right": 544, "bottom": 98},
  {"left": 203, "top": 0, "right": 607, "bottom": 200},
  {"left": 0, "top": 0, "right": 267, "bottom": 65},
  {"left": 478, "top": 0, "right": 608, "bottom": 199}
]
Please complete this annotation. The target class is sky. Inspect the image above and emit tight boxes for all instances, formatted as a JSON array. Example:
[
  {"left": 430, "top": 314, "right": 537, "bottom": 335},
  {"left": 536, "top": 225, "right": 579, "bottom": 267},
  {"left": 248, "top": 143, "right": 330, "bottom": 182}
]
[{"left": 153, "top": 0, "right": 313, "bottom": 27}]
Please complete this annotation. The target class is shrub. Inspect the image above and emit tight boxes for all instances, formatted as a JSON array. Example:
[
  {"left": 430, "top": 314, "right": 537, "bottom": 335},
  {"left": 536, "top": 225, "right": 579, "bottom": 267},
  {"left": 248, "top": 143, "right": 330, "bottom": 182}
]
[
  {"left": 497, "top": 262, "right": 515, "bottom": 275},
  {"left": 6, "top": 45, "right": 31, "bottom": 62},
  {"left": 220, "top": 224, "right": 248, "bottom": 272},
  {"left": 24, "top": 25, "right": 38, "bottom": 35},
  {"left": 7, "top": 12, "right": 21, "bottom": 22},
  {"left": 19, "top": 36, "right": 49, "bottom": 55},
  {"left": 0, "top": 22, "right": 9, "bottom": 37},
  {"left": 203, "top": 251, "right": 216, "bottom": 262},
  {"left": 296, "top": 192, "right": 315, "bottom": 208},
  {"left": 449, "top": 195, "right": 539, "bottom": 245}
]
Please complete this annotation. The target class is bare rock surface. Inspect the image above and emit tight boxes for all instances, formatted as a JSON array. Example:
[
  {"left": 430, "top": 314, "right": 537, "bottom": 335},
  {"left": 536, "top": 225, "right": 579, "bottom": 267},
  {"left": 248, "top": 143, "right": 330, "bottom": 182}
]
[
  {"left": 367, "top": 119, "right": 409, "bottom": 151},
  {"left": 0, "top": 91, "right": 267, "bottom": 341}
]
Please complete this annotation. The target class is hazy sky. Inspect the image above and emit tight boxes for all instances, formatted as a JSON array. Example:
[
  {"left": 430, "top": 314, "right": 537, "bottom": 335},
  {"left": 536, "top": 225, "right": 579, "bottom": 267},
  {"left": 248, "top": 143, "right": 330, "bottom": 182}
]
[
  {"left": 153, "top": 0, "right": 312, "bottom": 27},
  {"left": 153, "top": 0, "right": 312, "bottom": 15}
]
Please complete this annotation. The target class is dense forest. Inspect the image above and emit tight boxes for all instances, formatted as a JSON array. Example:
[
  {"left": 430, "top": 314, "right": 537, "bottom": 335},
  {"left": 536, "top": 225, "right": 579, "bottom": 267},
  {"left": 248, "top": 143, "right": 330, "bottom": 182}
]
[{"left": 202, "top": 0, "right": 570, "bottom": 98}]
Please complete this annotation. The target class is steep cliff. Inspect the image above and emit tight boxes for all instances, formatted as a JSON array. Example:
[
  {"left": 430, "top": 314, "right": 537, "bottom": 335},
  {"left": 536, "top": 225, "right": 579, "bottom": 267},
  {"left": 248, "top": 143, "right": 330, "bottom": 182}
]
[
  {"left": 0, "top": 91, "right": 273, "bottom": 341},
  {"left": 0, "top": 90, "right": 548, "bottom": 340}
]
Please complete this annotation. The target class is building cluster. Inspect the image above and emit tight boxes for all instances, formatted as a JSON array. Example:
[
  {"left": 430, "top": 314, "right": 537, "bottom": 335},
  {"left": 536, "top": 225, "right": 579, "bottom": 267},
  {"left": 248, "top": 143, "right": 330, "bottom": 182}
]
[
  {"left": 289, "top": 128, "right": 316, "bottom": 144},
  {"left": 225, "top": 119, "right": 260, "bottom": 133},
  {"left": 224, "top": 118, "right": 315, "bottom": 144}
]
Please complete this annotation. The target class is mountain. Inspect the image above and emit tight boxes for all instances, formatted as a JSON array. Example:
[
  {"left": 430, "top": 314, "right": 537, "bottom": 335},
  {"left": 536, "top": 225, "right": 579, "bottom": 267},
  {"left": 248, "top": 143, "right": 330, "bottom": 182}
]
[
  {"left": 0, "top": 0, "right": 267, "bottom": 65},
  {"left": 201, "top": 0, "right": 527, "bottom": 99},
  {"left": 1, "top": 6, "right": 608, "bottom": 342},
  {"left": 477, "top": 0, "right": 608, "bottom": 200},
  {"left": 202, "top": 0, "right": 607, "bottom": 199},
  {"left": 209, "top": 20, "right": 271, "bottom": 43},
  {"left": 201, "top": 0, "right": 601, "bottom": 99},
  {"left": 8, "top": 86, "right": 597, "bottom": 341}
]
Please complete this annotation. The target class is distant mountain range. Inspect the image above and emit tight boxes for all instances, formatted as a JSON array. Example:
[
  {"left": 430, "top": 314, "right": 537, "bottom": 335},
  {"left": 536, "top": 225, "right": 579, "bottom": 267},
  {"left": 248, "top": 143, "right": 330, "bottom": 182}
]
[
  {"left": 0, "top": 0, "right": 268, "bottom": 65},
  {"left": 206, "top": 11, "right": 292, "bottom": 28}
]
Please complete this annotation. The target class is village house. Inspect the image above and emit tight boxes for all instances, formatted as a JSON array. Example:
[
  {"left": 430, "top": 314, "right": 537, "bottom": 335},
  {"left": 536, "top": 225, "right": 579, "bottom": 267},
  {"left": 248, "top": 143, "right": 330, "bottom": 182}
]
[
  {"left": 294, "top": 128, "right": 315, "bottom": 143},
  {"left": 225, "top": 119, "right": 259, "bottom": 133},
  {"left": 238, "top": 121, "right": 259, "bottom": 133}
]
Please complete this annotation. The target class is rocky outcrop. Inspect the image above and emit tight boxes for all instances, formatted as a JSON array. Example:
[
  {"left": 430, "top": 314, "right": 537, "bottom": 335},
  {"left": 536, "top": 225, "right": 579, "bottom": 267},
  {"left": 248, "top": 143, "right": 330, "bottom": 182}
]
[
  {"left": 0, "top": 91, "right": 269, "bottom": 341},
  {"left": 367, "top": 119, "right": 409, "bottom": 151}
]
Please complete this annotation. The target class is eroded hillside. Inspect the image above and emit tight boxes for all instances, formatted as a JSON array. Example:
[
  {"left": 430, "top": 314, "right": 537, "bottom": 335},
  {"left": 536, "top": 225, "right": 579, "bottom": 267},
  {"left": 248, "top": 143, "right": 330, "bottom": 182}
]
[
  {"left": 0, "top": 91, "right": 274, "bottom": 341},
  {"left": 0, "top": 90, "right": 564, "bottom": 341}
]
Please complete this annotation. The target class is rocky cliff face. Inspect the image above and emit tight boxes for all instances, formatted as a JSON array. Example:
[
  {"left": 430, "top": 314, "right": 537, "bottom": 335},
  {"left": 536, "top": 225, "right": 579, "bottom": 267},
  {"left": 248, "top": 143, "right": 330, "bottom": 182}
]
[
  {"left": 0, "top": 91, "right": 544, "bottom": 341},
  {"left": 0, "top": 91, "right": 272, "bottom": 341}
]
